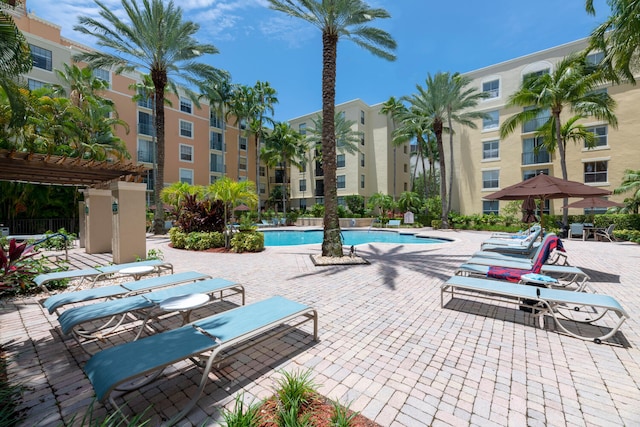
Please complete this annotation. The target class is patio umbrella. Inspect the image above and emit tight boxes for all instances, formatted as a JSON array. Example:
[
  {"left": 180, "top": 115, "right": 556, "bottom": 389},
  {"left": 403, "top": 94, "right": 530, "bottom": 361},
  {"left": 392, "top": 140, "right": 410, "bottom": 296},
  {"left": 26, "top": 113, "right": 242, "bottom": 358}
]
[
  {"left": 485, "top": 173, "right": 611, "bottom": 228},
  {"left": 234, "top": 204, "right": 250, "bottom": 211},
  {"left": 563, "top": 197, "right": 624, "bottom": 210},
  {"left": 521, "top": 196, "right": 538, "bottom": 224}
]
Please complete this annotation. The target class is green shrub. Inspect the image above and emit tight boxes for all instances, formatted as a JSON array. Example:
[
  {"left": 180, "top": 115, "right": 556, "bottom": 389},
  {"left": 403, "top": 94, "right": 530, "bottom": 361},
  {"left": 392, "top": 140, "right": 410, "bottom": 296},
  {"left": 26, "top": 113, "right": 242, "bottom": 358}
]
[
  {"left": 613, "top": 229, "right": 640, "bottom": 243},
  {"left": 169, "top": 228, "right": 187, "bottom": 249},
  {"left": 285, "top": 210, "right": 299, "bottom": 225},
  {"left": 431, "top": 220, "right": 442, "bottom": 229},
  {"left": 35, "top": 228, "right": 76, "bottom": 251},
  {"left": 309, "top": 204, "right": 324, "bottom": 217},
  {"left": 184, "top": 232, "right": 224, "bottom": 250},
  {"left": 231, "top": 231, "right": 264, "bottom": 253},
  {"left": 220, "top": 393, "right": 262, "bottom": 427}
]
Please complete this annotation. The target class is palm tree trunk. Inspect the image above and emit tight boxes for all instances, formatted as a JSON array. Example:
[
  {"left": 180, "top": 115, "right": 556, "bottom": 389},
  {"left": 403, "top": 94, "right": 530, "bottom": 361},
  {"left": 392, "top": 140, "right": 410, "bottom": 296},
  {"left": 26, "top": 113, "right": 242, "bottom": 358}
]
[
  {"left": 321, "top": 31, "right": 343, "bottom": 257},
  {"left": 152, "top": 71, "right": 167, "bottom": 235},
  {"left": 555, "top": 111, "right": 569, "bottom": 227},
  {"left": 434, "top": 120, "right": 448, "bottom": 228},
  {"left": 447, "top": 107, "right": 454, "bottom": 214}
]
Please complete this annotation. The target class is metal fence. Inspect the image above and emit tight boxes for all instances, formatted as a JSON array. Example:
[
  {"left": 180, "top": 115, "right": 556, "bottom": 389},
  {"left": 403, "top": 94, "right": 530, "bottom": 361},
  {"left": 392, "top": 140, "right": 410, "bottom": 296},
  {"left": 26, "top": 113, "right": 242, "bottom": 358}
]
[{"left": 0, "top": 218, "right": 78, "bottom": 236}]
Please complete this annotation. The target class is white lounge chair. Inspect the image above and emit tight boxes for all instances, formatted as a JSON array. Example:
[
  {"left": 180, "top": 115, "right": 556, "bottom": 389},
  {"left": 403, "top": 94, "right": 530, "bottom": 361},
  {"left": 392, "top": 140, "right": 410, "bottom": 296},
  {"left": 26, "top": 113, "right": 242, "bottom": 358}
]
[{"left": 441, "top": 275, "right": 629, "bottom": 344}]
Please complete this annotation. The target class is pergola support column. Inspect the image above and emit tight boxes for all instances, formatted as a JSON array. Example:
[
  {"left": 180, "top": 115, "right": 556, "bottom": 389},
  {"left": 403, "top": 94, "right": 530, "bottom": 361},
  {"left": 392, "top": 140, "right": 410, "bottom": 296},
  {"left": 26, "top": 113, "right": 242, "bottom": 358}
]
[
  {"left": 111, "top": 181, "right": 147, "bottom": 264},
  {"left": 82, "top": 189, "right": 112, "bottom": 254}
]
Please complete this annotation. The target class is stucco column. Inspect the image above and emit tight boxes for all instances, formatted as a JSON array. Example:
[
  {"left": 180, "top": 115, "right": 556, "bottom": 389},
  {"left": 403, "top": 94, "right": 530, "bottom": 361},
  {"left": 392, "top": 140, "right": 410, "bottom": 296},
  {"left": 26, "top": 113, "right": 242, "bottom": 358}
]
[
  {"left": 78, "top": 201, "right": 86, "bottom": 248},
  {"left": 82, "top": 189, "right": 112, "bottom": 254},
  {"left": 111, "top": 181, "right": 147, "bottom": 264}
]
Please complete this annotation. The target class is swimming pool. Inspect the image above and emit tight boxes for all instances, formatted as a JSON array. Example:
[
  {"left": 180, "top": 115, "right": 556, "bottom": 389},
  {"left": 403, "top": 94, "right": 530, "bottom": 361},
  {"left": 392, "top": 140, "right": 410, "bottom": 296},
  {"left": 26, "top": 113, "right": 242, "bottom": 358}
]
[{"left": 262, "top": 229, "right": 449, "bottom": 246}]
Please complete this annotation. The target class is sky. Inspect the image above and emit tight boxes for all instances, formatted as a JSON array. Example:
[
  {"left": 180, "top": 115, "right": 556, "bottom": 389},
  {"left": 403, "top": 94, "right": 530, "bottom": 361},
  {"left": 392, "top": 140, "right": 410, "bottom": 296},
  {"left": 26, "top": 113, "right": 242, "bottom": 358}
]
[{"left": 26, "top": 0, "right": 612, "bottom": 122}]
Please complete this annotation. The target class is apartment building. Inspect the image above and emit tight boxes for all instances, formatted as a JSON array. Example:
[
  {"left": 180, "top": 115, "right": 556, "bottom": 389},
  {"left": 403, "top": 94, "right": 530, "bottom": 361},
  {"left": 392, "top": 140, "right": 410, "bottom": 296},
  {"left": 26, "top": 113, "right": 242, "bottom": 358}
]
[
  {"left": 452, "top": 38, "right": 639, "bottom": 216},
  {"left": 7, "top": 1, "right": 263, "bottom": 203},
  {"left": 288, "top": 99, "right": 411, "bottom": 210}
]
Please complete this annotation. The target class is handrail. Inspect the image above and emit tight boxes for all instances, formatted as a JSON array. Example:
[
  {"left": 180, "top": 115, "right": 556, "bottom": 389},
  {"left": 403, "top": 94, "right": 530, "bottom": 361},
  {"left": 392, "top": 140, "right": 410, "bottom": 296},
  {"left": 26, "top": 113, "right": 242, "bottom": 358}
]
[{"left": 28, "top": 233, "right": 70, "bottom": 261}]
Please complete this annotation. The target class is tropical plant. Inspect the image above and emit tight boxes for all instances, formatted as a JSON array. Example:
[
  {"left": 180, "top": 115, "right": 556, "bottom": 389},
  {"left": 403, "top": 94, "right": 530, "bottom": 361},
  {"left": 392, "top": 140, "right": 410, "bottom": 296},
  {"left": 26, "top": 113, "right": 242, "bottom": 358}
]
[
  {"left": 402, "top": 72, "right": 486, "bottom": 228},
  {"left": 367, "top": 192, "right": 395, "bottom": 221},
  {"left": 613, "top": 169, "right": 640, "bottom": 214},
  {"left": 330, "top": 399, "right": 359, "bottom": 427},
  {"left": 262, "top": 122, "right": 306, "bottom": 213},
  {"left": 161, "top": 182, "right": 204, "bottom": 217},
  {"left": 0, "top": 1, "right": 32, "bottom": 127},
  {"left": 207, "top": 177, "right": 258, "bottom": 227},
  {"left": 220, "top": 393, "right": 262, "bottom": 427},
  {"left": 305, "top": 111, "right": 361, "bottom": 158},
  {"left": 174, "top": 194, "right": 225, "bottom": 234},
  {"left": 499, "top": 53, "right": 618, "bottom": 226},
  {"left": 268, "top": 0, "right": 396, "bottom": 257},
  {"left": 344, "top": 194, "right": 365, "bottom": 215},
  {"left": 230, "top": 231, "right": 264, "bottom": 253},
  {"left": 397, "top": 191, "right": 422, "bottom": 213},
  {"left": 0, "top": 239, "right": 35, "bottom": 291},
  {"left": 586, "top": 0, "right": 640, "bottom": 83},
  {"left": 74, "top": 0, "right": 228, "bottom": 234}
]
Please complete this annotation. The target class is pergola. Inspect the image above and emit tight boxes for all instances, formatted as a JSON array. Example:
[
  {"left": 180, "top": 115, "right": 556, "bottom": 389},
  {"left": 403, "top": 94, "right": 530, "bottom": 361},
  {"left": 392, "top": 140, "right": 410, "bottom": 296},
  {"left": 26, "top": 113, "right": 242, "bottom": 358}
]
[
  {"left": 0, "top": 149, "right": 146, "bottom": 186},
  {"left": 0, "top": 149, "right": 148, "bottom": 263}
]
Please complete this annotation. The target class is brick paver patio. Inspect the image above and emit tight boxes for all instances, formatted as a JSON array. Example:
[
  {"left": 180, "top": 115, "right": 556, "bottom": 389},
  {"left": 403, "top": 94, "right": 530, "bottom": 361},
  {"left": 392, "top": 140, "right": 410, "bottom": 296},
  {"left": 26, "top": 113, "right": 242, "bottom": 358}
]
[{"left": 2, "top": 229, "right": 639, "bottom": 426}]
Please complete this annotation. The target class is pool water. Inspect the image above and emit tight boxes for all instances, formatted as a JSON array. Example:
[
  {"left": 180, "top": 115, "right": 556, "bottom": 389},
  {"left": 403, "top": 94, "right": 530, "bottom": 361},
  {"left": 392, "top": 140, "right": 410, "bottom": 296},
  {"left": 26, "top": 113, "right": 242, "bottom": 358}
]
[{"left": 262, "top": 229, "right": 448, "bottom": 246}]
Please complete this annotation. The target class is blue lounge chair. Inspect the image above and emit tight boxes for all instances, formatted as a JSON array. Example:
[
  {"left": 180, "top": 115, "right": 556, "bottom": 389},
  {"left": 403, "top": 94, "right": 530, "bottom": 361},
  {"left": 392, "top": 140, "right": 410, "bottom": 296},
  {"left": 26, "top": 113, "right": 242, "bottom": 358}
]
[
  {"left": 58, "top": 278, "right": 245, "bottom": 349},
  {"left": 441, "top": 275, "right": 629, "bottom": 343},
  {"left": 42, "top": 271, "right": 211, "bottom": 315},
  {"left": 83, "top": 296, "right": 318, "bottom": 424},
  {"left": 480, "top": 227, "right": 542, "bottom": 251},
  {"left": 34, "top": 259, "right": 174, "bottom": 292}
]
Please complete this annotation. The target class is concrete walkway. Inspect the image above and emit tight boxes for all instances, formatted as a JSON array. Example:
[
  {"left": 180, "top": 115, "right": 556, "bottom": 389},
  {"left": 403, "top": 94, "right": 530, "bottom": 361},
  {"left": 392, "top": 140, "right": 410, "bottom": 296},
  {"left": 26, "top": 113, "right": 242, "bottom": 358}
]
[{"left": 2, "top": 229, "right": 640, "bottom": 426}]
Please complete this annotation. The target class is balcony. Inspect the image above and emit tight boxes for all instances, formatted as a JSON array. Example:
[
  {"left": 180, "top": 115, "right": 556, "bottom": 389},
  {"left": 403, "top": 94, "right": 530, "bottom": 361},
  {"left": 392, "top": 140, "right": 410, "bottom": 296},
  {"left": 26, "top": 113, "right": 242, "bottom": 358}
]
[
  {"left": 315, "top": 167, "right": 324, "bottom": 177},
  {"left": 138, "top": 122, "right": 155, "bottom": 136},
  {"left": 522, "top": 151, "right": 550, "bottom": 165},
  {"left": 314, "top": 187, "right": 324, "bottom": 197},
  {"left": 137, "top": 150, "right": 155, "bottom": 163}
]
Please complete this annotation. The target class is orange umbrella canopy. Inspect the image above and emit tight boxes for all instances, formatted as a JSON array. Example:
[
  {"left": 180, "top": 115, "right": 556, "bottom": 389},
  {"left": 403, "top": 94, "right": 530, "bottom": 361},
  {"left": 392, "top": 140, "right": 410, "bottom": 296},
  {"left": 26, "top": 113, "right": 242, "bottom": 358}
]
[{"left": 564, "top": 197, "right": 624, "bottom": 209}]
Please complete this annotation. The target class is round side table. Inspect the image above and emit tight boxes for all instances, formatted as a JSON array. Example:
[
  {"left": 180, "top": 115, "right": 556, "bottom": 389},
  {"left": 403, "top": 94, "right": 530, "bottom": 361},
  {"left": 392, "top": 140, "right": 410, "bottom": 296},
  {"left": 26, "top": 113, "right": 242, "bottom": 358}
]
[
  {"left": 119, "top": 265, "right": 155, "bottom": 281},
  {"left": 159, "top": 293, "right": 210, "bottom": 324}
]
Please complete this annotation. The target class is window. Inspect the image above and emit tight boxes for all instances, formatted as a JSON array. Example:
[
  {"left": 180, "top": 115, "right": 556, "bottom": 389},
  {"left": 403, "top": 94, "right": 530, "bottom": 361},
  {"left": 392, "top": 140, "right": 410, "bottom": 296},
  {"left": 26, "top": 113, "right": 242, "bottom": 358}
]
[
  {"left": 482, "top": 170, "right": 499, "bottom": 189},
  {"left": 239, "top": 156, "right": 247, "bottom": 171},
  {"left": 239, "top": 136, "right": 247, "bottom": 150},
  {"left": 522, "top": 137, "right": 550, "bottom": 165},
  {"left": 210, "top": 153, "right": 223, "bottom": 173},
  {"left": 360, "top": 153, "right": 365, "bottom": 167},
  {"left": 337, "top": 175, "right": 346, "bottom": 189},
  {"left": 27, "top": 78, "right": 46, "bottom": 90},
  {"left": 179, "top": 169, "right": 193, "bottom": 185},
  {"left": 300, "top": 199, "right": 307, "bottom": 210},
  {"left": 483, "top": 110, "right": 499, "bottom": 130},
  {"left": 210, "top": 131, "right": 223, "bottom": 150},
  {"left": 483, "top": 200, "right": 499, "bottom": 215},
  {"left": 93, "top": 68, "right": 110, "bottom": 88},
  {"left": 138, "top": 112, "right": 154, "bottom": 136},
  {"left": 299, "top": 123, "right": 306, "bottom": 135},
  {"left": 523, "top": 108, "right": 550, "bottom": 133},
  {"left": 523, "top": 68, "right": 549, "bottom": 82},
  {"left": 29, "top": 44, "right": 52, "bottom": 71},
  {"left": 137, "top": 90, "right": 153, "bottom": 109},
  {"left": 360, "top": 174, "right": 365, "bottom": 189},
  {"left": 137, "top": 139, "right": 154, "bottom": 163},
  {"left": 180, "top": 98, "right": 192, "bottom": 114},
  {"left": 403, "top": 145, "right": 407, "bottom": 154},
  {"left": 337, "top": 154, "right": 345, "bottom": 168},
  {"left": 587, "top": 52, "right": 604, "bottom": 66},
  {"left": 360, "top": 110, "right": 365, "bottom": 124},
  {"left": 523, "top": 169, "right": 548, "bottom": 181},
  {"left": 259, "top": 166, "right": 266, "bottom": 177},
  {"left": 482, "top": 140, "right": 499, "bottom": 160},
  {"left": 585, "top": 126, "right": 608, "bottom": 148},
  {"left": 404, "top": 182, "right": 408, "bottom": 191},
  {"left": 179, "top": 144, "right": 193, "bottom": 162},
  {"left": 259, "top": 183, "right": 266, "bottom": 194},
  {"left": 482, "top": 79, "right": 499, "bottom": 99},
  {"left": 299, "top": 179, "right": 307, "bottom": 192},
  {"left": 584, "top": 161, "right": 608, "bottom": 183},
  {"left": 179, "top": 120, "right": 193, "bottom": 138},
  {"left": 210, "top": 112, "right": 223, "bottom": 128},
  {"left": 403, "top": 164, "right": 408, "bottom": 173},
  {"left": 360, "top": 133, "right": 365, "bottom": 146}
]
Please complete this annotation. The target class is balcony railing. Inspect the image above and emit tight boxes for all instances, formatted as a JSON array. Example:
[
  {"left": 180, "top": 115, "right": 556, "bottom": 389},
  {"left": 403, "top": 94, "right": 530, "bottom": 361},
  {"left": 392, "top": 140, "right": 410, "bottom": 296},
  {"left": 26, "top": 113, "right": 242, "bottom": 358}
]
[
  {"left": 315, "top": 167, "right": 324, "bottom": 177},
  {"left": 522, "top": 151, "right": 550, "bottom": 165},
  {"left": 522, "top": 116, "right": 549, "bottom": 133},
  {"left": 314, "top": 187, "right": 324, "bottom": 196},
  {"left": 137, "top": 150, "right": 155, "bottom": 163}
]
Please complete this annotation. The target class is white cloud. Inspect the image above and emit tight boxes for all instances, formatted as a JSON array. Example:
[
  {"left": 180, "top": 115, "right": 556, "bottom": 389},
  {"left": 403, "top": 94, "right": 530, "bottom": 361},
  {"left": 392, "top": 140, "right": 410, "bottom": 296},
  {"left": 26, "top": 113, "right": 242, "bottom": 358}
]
[{"left": 259, "top": 15, "right": 316, "bottom": 48}]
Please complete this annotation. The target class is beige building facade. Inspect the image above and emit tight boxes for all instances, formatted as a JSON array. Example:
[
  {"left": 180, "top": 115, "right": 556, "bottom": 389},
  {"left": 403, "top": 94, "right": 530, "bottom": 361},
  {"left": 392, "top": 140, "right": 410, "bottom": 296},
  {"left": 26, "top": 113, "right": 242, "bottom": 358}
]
[
  {"left": 452, "top": 38, "right": 638, "bottom": 216},
  {"left": 288, "top": 99, "right": 411, "bottom": 210}
]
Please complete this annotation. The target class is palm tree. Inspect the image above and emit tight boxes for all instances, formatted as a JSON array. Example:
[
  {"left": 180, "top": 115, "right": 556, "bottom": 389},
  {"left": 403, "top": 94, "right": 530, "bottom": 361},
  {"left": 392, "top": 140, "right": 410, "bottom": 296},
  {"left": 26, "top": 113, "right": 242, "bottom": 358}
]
[
  {"left": 444, "top": 74, "right": 487, "bottom": 213},
  {"left": 305, "top": 111, "right": 361, "bottom": 158},
  {"left": 0, "top": 1, "right": 32, "bottom": 127},
  {"left": 74, "top": 0, "right": 228, "bottom": 234},
  {"left": 226, "top": 84, "right": 255, "bottom": 180},
  {"left": 613, "top": 169, "right": 640, "bottom": 214},
  {"left": 268, "top": 0, "right": 396, "bottom": 257},
  {"left": 500, "top": 53, "right": 618, "bottom": 225},
  {"left": 380, "top": 97, "right": 405, "bottom": 202},
  {"left": 586, "top": 0, "right": 640, "bottom": 84},
  {"left": 403, "top": 72, "right": 484, "bottom": 228},
  {"left": 261, "top": 122, "right": 306, "bottom": 213},
  {"left": 393, "top": 109, "right": 434, "bottom": 196},
  {"left": 207, "top": 177, "right": 258, "bottom": 227}
]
